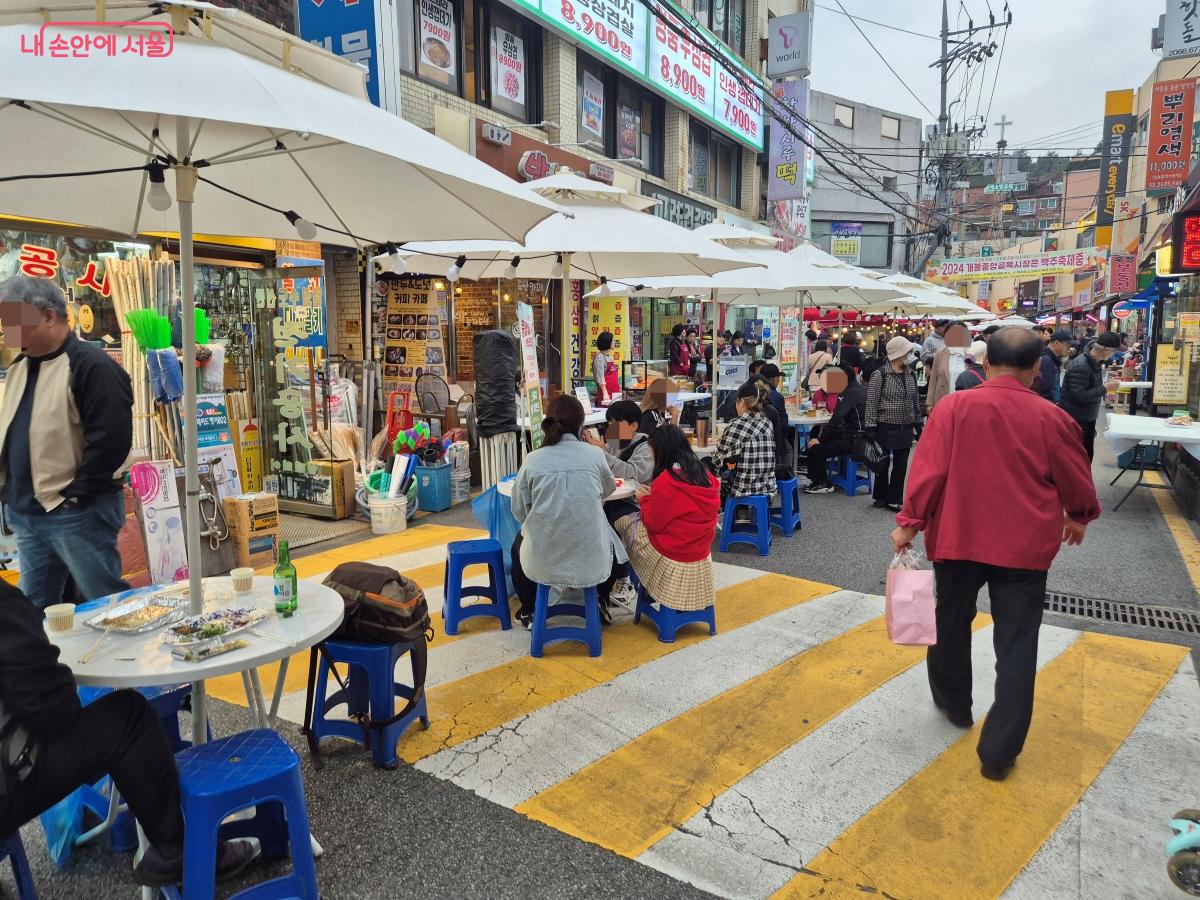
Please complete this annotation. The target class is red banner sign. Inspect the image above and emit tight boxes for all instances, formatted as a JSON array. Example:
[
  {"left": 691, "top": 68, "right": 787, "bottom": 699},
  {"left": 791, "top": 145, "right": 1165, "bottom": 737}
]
[
  {"left": 1147, "top": 78, "right": 1197, "bottom": 192},
  {"left": 1109, "top": 254, "right": 1137, "bottom": 295}
]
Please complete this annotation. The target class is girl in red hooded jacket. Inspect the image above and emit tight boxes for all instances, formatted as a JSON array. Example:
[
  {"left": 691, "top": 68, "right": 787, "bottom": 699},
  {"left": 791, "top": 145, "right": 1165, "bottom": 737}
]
[{"left": 611, "top": 424, "right": 719, "bottom": 612}]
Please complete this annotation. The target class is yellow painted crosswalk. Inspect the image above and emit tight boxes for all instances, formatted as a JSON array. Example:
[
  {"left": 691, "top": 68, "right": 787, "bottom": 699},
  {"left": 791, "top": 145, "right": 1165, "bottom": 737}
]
[{"left": 222, "top": 522, "right": 1199, "bottom": 898}]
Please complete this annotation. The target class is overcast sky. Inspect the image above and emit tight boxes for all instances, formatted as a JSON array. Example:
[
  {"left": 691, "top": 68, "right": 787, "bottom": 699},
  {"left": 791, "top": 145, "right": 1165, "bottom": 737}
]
[{"left": 808, "top": 0, "right": 1166, "bottom": 153}]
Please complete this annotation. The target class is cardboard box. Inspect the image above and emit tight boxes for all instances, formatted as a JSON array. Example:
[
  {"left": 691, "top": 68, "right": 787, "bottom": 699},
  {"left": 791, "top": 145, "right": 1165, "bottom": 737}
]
[
  {"left": 308, "top": 459, "right": 356, "bottom": 520},
  {"left": 223, "top": 493, "right": 280, "bottom": 568}
]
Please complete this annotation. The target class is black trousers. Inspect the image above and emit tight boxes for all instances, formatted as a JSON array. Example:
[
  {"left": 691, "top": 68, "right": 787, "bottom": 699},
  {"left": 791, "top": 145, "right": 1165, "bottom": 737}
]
[
  {"left": 1078, "top": 419, "right": 1097, "bottom": 461},
  {"left": 806, "top": 439, "right": 854, "bottom": 484},
  {"left": 872, "top": 446, "right": 910, "bottom": 504},
  {"left": 510, "top": 533, "right": 622, "bottom": 616},
  {"left": 0, "top": 690, "right": 184, "bottom": 856},
  {"left": 927, "top": 560, "right": 1048, "bottom": 770}
]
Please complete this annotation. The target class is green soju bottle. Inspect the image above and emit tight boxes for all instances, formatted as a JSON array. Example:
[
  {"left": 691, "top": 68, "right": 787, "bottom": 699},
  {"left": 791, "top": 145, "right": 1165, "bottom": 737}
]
[{"left": 273, "top": 540, "right": 298, "bottom": 617}]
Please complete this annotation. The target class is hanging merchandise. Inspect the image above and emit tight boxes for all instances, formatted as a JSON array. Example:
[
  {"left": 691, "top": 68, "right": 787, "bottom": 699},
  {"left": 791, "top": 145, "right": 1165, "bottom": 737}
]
[
  {"left": 195, "top": 393, "right": 243, "bottom": 501},
  {"left": 131, "top": 460, "right": 189, "bottom": 583}
]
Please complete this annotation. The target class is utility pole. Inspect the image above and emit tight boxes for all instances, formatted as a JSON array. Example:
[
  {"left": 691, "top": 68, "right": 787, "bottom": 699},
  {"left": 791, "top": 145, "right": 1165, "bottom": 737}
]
[{"left": 990, "top": 114, "right": 1012, "bottom": 238}]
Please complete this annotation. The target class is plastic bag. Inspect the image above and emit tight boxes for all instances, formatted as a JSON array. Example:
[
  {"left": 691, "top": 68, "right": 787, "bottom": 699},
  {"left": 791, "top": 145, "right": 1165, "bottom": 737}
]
[
  {"left": 885, "top": 547, "right": 937, "bottom": 646},
  {"left": 471, "top": 483, "right": 517, "bottom": 595}
]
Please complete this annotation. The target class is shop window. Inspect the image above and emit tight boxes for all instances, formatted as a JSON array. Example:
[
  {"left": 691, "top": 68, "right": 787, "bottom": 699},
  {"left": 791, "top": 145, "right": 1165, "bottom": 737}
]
[
  {"left": 689, "top": 120, "right": 740, "bottom": 207},
  {"left": 693, "top": 0, "right": 743, "bottom": 54},
  {"left": 833, "top": 103, "right": 854, "bottom": 129},
  {"left": 476, "top": 2, "right": 539, "bottom": 122},
  {"left": 881, "top": 115, "right": 900, "bottom": 140},
  {"left": 576, "top": 51, "right": 664, "bottom": 176},
  {"left": 414, "top": 0, "right": 461, "bottom": 93}
]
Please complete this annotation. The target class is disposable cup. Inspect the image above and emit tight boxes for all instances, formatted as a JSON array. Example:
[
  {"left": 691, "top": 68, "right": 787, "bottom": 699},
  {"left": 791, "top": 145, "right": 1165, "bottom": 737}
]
[{"left": 45, "top": 602, "right": 76, "bottom": 633}]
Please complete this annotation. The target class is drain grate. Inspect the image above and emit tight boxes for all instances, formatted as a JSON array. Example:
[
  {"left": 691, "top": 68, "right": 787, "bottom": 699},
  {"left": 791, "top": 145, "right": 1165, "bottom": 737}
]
[{"left": 1044, "top": 592, "right": 1200, "bottom": 635}]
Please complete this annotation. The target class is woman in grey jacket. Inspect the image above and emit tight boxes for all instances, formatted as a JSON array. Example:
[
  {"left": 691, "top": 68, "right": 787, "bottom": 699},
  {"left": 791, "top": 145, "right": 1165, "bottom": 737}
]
[{"left": 510, "top": 395, "right": 629, "bottom": 629}]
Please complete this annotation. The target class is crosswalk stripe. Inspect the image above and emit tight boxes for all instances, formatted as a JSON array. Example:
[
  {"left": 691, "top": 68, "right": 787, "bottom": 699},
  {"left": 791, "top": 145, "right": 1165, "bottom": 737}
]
[
  {"left": 636, "top": 624, "right": 1080, "bottom": 899},
  {"left": 1005, "top": 653, "right": 1200, "bottom": 898},
  {"left": 418, "top": 589, "right": 883, "bottom": 807},
  {"left": 770, "top": 631, "right": 1188, "bottom": 900},
  {"left": 397, "top": 573, "right": 838, "bottom": 763},
  {"left": 1145, "top": 471, "right": 1200, "bottom": 595},
  {"left": 515, "top": 613, "right": 991, "bottom": 858}
]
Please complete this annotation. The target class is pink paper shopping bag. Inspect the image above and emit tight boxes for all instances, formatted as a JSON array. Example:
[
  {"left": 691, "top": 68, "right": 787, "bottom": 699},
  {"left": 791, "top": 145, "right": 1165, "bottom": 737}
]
[{"left": 885, "top": 549, "right": 937, "bottom": 646}]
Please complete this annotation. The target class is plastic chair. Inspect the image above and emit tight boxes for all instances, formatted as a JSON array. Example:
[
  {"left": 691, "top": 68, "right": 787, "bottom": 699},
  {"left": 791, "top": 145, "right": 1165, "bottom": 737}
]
[
  {"left": 443, "top": 539, "right": 511, "bottom": 635},
  {"left": 718, "top": 494, "right": 772, "bottom": 556},
  {"left": 530, "top": 583, "right": 601, "bottom": 657},
  {"left": 769, "top": 477, "right": 802, "bottom": 536},
  {"left": 828, "top": 455, "right": 873, "bottom": 497},
  {"left": 160, "top": 730, "right": 317, "bottom": 900},
  {"left": 632, "top": 586, "right": 716, "bottom": 643},
  {"left": 310, "top": 640, "right": 429, "bottom": 769},
  {"left": 0, "top": 833, "right": 36, "bottom": 900}
]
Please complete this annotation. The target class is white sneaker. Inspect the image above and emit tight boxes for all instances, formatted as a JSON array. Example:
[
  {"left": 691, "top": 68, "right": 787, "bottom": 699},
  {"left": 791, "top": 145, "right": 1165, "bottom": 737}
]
[{"left": 609, "top": 579, "right": 639, "bottom": 610}]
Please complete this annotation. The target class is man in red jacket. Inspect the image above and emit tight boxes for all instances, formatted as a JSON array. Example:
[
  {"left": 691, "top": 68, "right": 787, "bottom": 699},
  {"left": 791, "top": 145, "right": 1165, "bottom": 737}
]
[{"left": 891, "top": 327, "right": 1100, "bottom": 781}]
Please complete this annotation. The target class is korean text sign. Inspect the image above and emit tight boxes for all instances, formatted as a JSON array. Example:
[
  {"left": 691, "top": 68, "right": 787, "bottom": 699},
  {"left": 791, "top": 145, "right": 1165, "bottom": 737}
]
[
  {"left": 1146, "top": 79, "right": 1197, "bottom": 192},
  {"left": 928, "top": 248, "right": 1108, "bottom": 284},
  {"left": 767, "top": 79, "right": 808, "bottom": 201},
  {"left": 297, "top": 0, "right": 378, "bottom": 105}
]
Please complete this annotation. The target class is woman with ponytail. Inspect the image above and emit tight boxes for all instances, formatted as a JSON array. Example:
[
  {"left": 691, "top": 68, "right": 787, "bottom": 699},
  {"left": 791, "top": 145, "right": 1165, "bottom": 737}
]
[{"left": 509, "top": 394, "right": 628, "bottom": 629}]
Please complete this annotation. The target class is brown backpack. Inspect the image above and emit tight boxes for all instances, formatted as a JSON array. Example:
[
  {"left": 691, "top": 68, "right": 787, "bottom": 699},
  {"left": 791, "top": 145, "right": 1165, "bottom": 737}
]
[{"left": 301, "top": 562, "right": 433, "bottom": 768}]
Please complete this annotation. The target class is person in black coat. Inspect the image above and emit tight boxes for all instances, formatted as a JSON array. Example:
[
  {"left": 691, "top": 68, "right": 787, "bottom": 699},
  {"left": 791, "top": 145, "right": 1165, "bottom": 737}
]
[
  {"left": 1059, "top": 332, "right": 1121, "bottom": 460},
  {"left": 804, "top": 362, "right": 867, "bottom": 493}
]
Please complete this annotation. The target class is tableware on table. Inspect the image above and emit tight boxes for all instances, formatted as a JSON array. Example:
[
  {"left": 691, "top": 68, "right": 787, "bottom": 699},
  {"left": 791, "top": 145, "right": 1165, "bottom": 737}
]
[
  {"left": 161, "top": 607, "right": 269, "bottom": 658},
  {"left": 230, "top": 567, "right": 254, "bottom": 594},
  {"left": 45, "top": 602, "right": 76, "bottom": 633},
  {"left": 78, "top": 626, "right": 114, "bottom": 664},
  {"left": 84, "top": 592, "right": 189, "bottom": 635}
]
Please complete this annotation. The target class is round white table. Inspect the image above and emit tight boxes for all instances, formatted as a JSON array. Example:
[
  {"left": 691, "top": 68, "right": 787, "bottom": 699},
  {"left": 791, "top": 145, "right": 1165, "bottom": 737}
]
[{"left": 497, "top": 478, "right": 637, "bottom": 501}]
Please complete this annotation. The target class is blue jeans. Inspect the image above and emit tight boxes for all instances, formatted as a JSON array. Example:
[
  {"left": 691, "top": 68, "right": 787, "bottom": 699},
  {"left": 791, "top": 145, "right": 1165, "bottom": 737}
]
[{"left": 7, "top": 492, "right": 130, "bottom": 609}]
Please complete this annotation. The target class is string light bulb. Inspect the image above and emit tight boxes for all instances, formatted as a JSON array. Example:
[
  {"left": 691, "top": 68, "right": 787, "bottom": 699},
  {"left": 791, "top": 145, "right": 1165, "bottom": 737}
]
[
  {"left": 385, "top": 242, "right": 406, "bottom": 275},
  {"left": 146, "top": 162, "right": 172, "bottom": 212},
  {"left": 446, "top": 255, "right": 466, "bottom": 283},
  {"left": 503, "top": 256, "right": 520, "bottom": 279},
  {"left": 551, "top": 254, "right": 563, "bottom": 278},
  {"left": 285, "top": 210, "right": 317, "bottom": 241},
  {"left": 599, "top": 276, "right": 611, "bottom": 297}
]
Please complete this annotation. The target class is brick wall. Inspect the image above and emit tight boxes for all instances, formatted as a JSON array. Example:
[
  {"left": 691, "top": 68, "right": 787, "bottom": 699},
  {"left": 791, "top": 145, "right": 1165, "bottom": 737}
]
[{"left": 324, "top": 250, "right": 363, "bottom": 360}]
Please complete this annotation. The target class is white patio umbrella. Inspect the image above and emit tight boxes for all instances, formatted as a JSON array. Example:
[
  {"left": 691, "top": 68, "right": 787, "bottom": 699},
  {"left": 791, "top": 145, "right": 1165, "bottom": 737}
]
[
  {"left": 874, "top": 274, "right": 991, "bottom": 316},
  {"left": 386, "top": 171, "right": 759, "bottom": 386},
  {"left": 0, "top": 2, "right": 560, "bottom": 744}
]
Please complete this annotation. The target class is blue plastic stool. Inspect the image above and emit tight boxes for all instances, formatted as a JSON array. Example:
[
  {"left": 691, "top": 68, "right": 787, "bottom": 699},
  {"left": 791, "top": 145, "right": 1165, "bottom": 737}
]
[
  {"left": 632, "top": 588, "right": 716, "bottom": 643},
  {"left": 718, "top": 494, "right": 772, "bottom": 556},
  {"left": 828, "top": 455, "right": 872, "bottom": 497},
  {"left": 769, "top": 477, "right": 802, "bottom": 536},
  {"left": 161, "top": 730, "right": 317, "bottom": 900},
  {"left": 77, "top": 684, "right": 207, "bottom": 853},
  {"left": 530, "top": 583, "right": 601, "bottom": 657},
  {"left": 1, "top": 833, "right": 36, "bottom": 899},
  {"left": 311, "top": 640, "right": 430, "bottom": 769},
  {"left": 443, "top": 539, "right": 511, "bottom": 635}
]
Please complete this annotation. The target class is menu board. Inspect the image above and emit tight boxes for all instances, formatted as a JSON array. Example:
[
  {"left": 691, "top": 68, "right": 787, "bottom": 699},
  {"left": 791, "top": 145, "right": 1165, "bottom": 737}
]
[
  {"left": 515, "top": 0, "right": 764, "bottom": 150},
  {"left": 1153, "top": 343, "right": 1191, "bottom": 405},
  {"left": 379, "top": 276, "right": 449, "bottom": 395},
  {"left": 418, "top": 0, "right": 457, "bottom": 87}
]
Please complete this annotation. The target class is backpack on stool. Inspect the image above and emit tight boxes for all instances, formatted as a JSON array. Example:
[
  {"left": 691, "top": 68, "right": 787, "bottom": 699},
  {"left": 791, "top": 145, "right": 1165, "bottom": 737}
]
[{"left": 301, "top": 562, "right": 434, "bottom": 768}]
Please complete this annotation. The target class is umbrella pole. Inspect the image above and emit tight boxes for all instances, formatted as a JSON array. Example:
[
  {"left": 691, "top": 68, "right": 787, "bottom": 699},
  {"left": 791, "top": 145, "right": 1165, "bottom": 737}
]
[
  {"left": 710, "top": 290, "right": 718, "bottom": 429},
  {"left": 174, "top": 121, "right": 206, "bottom": 747},
  {"left": 560, "top": 252, "right": 572, "bottom": 396}
]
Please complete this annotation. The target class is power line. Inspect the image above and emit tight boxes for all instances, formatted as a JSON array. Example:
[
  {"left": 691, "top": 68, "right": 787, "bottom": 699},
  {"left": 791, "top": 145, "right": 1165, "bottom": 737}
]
[
  {"left": 833, "top": 0, "right": 937, "bottom": 118},
  {"left": 811, "top": 3, "right": 940, "bottom": 41}
]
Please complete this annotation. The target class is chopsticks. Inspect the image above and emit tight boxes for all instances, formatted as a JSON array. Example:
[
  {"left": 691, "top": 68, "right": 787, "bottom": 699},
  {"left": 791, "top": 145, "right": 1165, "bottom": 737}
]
[
  {"left": 250, "top": 629, "right": 294, "bottom": 648},
  {"left": 77, "top": 626, "right": 114, "bottom": 665}
]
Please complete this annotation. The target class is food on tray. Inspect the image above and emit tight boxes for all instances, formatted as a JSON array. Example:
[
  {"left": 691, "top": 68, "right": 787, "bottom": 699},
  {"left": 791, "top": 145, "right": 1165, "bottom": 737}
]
[
  {"left": 163, "top": 607, "right": 266, "bottom": 645},
  {"left": 1167, "top": 414, "right": 1195, "bottom": 427},
  {"left": 104, "top": 602, "right": 175, "bottom": 631}
]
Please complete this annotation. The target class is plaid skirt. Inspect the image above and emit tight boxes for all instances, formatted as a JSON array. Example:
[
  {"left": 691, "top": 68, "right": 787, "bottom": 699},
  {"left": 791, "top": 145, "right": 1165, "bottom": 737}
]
[{"left": 613, "top": 514, "right": 715, "bottom": 612}]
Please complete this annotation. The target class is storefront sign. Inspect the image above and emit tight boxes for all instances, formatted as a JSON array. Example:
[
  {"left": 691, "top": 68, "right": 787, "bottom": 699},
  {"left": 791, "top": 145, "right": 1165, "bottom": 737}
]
[
  {"left": 1180, "top": 311, "right": 1200, "bottom": 361},
  {"left": 491, "top": 25, "right": 526, "bottom": 106},
  {"left": 515, "top": 0, "right": 764, "bottom": 149},
  {"left": 1170, "top": 209, "right": 1200, "bottom": 273},
  {"left": 517, "top": 149, "right": 555, "bottom": 181},
  {"left": 1152, "top": 343, "right": 1191, "bottom": 404},
  {"left": 418, "top": 0, "right": 458, "bottom": 77},
  {"left": 1147, "top": 79, "right": 1196, "bottom": 191},
  {"left": 475, "top": 123, "right": 606, "bottom": 187},
  {"left": 927, "top": 247, "right": 1107, "bottom": 284},
  {"left": 516, "top": 301, "right": 545, "bottom": 448},
  {"left": 766, "top": 5, "right": 814, "bottom": 79},
  {"left": 277, "top": 257, "right": 327, "bottom": 350},
  {"left": 1017, "top": 280, "right": 1039, "bottom": 311},
  {"left": 1112, "top": 196, "right": 1141, "bottom": 256},
  {"left": 1109, "top": 254, "right": 1137, "bottom": 294},
  {"left": 1095, "top": 89, "right": 1135, "bottom": 247},
  {"left": 588, "top": 162, "right": 615, "bottom": 184},
  {"left": 1112, "top": 301, "right": 1133, "bottom": 320},
  {"left": 984, "top": 182, "right": 1024, "bottom": 194},
  {"left": 830, "top": 222, "right": 862, "bottom": 266},
  {"left": 1164, "top": 0, "right": 1200, "bottom": 60},
  {"left": 640, "top": 181, "right": 716, "bottom": 229},
  {"left": 482, "top": 123, "right": 512, "bottom": 145},
  {"left": 767, "top": 79, "right": 808, "bottom": 201},
  {"left": 379, "top": 275, "right": 449, "bottom": 394},
  {"left": 977, "top": 281, "right": 990, "bottom": 301},
  {"left": 297, "top": 0, "right": 378, "bottom": 105}
]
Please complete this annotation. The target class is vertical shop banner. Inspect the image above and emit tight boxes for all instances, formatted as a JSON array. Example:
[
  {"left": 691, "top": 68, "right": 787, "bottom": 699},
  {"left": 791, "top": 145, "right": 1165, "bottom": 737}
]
[
  {"left": 381, "top": 276, "right": 449, "bottom": 395},
  {"left": 581, "top": 70, "right": 605, "bottom": 142},
  {"left": 195, "top": 393, "right": 243, "bottom": 501},
  {"left": 570, "top": 280, "right": 584, "bottom": 379},
  {"left": 419, "top": 0, "right": 457, "bottom": 76},
  {"left": 491, "top": 26, "right": 526, "bottom": 105},
  {"left": 297, "top": 0, "right": 378, "bottom": 105},
  {"left": 1147, "top": 79, "right": 1197, "bottom": 191},
  {"left": 715, "top": 63, "right": 763, "bottom": 147},
  {"left": 276, "top": 256, "right": 327, "bottom": 350},
  {"left": 1112, "top": 196, "right": 1142, "bottom": 256},
  {"left": 830, "top": 222, "right": 862, "bottom": 265},
  {"left": 1109, "top": 254, "right": 1136, "bottom": 295},
  {"left": 516, "top": 302, "right": 545, "bottom": 448},
  {"left": 649, "top": 5, "right": 714, "bottom": 117},
  {"left": 1095, "top": 89, "right": 1135, "bottom": 247},
  {"left": 588, "top": 295, "right": 627, "bottom": 367},
  {"left": 767, "top": 79, "right": 808, "bottom": 201},
  {"left": 1152, "top": 343, "right": 1191, "bottom": 405},
  {"left": 1165, "top": 0, "right": 1200, "bottom": 60}
]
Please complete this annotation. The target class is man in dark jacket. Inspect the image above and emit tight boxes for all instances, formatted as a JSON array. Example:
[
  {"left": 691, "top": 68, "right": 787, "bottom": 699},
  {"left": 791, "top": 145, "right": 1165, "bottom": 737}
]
[
  {"left": 804, "top": 363, "right": 866, "bottom": 493},
  {"left": 757, "top": 364, "right": 793, "bottom": 477},
  {"left": 1059, "top": 331, "right": 1121, "bottom": 460},
  {"left": 0, "top": 581, "right": 255, "bottom": 886},
  {"left": 0, "top": 276, "right": 133, "bottom": 608},
  {"left": 1035, "top": 330, "right": 1073, "bottom": 403}
]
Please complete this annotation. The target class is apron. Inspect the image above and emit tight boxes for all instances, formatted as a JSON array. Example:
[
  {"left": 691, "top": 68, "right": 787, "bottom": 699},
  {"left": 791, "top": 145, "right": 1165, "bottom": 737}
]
[{"left": 596, "top": 354, "right": 620, "bottom": 404}]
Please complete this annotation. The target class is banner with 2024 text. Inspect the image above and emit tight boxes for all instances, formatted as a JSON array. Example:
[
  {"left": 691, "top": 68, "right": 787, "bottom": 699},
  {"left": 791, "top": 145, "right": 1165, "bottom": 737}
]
[{"left": 926, "top": 248, "right": 1108, "bottom": 284}]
